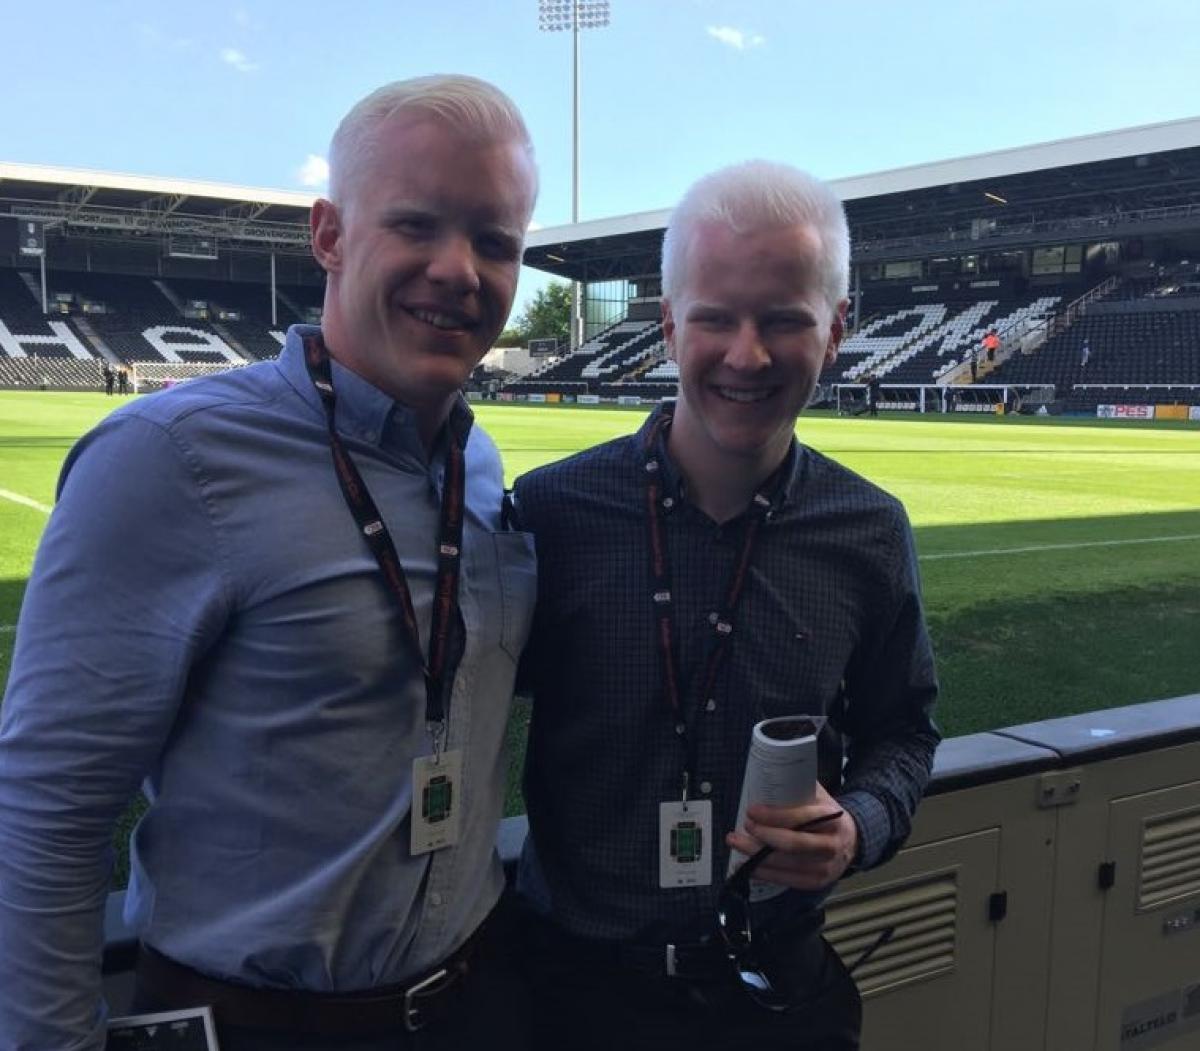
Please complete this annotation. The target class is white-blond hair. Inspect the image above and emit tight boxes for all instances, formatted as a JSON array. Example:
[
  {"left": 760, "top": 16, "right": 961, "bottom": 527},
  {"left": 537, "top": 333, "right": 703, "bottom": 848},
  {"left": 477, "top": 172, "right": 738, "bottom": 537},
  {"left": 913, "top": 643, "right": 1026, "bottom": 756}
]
[
  {"left": 661, "top": 160, "right": 849, "bottom": 307},
  {"left": 328, "top": 74, "right": 537, "bottom": 205}
]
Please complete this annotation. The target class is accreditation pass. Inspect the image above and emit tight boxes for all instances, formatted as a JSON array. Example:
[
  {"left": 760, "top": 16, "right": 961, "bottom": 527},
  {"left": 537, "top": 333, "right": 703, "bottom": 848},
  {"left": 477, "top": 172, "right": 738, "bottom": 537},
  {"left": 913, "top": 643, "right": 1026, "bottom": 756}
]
[
  {"left": 658, "top": 799, "right": 713, "bottom": 888},
  {"left": 411, "top": 749, "right": 463, "bottom": 855}
]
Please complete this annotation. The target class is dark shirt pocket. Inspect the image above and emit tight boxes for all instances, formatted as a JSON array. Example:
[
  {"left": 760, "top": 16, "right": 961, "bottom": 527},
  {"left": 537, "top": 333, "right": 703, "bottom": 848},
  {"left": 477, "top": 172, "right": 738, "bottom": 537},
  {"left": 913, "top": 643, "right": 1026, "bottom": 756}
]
[{"left": 493, "top": 531, "right": 537, "bottom": 662}]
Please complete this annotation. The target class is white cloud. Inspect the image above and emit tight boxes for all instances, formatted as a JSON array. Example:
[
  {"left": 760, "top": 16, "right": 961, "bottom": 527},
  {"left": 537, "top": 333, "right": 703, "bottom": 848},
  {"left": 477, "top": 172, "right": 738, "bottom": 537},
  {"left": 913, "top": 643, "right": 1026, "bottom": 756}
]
[
  {"left": 706, "top": 25, "right": 765, "bottom": 51},
  {"left": 220, "top": 47, "right": 258, "bottom": 73},
  {"left": 297, "top": 154, "right": 330, "bottom": 189}
]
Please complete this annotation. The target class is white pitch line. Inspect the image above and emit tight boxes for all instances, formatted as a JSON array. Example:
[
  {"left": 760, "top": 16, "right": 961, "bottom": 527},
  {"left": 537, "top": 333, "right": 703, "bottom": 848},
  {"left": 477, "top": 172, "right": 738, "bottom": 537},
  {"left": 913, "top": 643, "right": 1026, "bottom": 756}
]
[
  {"left": 0, "top": 488, "right": 52, "bottom": 515},
  {"left": 921, "top": 533, "right": 1200, "bottom": 562}
]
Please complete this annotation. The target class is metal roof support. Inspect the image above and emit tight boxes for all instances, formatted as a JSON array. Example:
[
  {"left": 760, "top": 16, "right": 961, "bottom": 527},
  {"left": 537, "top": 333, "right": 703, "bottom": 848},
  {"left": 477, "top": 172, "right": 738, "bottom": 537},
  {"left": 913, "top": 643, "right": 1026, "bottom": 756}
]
[{"left": 140, "top": 193, "right": 189, "bottom": 218}]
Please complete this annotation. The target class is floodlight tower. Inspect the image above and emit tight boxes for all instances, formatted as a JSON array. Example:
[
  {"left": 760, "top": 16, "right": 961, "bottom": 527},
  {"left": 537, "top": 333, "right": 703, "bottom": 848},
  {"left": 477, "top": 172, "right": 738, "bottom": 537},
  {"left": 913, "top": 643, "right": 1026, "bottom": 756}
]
[{"left": 537, "top": 0, "right": 610, "bottom": 349}]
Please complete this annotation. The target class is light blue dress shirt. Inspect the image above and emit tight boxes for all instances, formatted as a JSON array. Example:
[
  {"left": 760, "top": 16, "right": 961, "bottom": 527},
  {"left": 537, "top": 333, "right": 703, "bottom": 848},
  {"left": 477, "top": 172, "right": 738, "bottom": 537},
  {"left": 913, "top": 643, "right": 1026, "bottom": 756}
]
[{"left": 0, "top": 325, "right": 536, "bottom": 1050}]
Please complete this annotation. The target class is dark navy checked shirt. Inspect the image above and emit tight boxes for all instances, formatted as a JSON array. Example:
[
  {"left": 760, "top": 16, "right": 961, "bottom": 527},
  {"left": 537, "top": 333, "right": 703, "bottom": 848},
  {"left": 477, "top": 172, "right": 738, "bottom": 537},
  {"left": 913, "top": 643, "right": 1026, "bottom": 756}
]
[{"left": 514, "top": 404, "right": 940, "bottom": 942}]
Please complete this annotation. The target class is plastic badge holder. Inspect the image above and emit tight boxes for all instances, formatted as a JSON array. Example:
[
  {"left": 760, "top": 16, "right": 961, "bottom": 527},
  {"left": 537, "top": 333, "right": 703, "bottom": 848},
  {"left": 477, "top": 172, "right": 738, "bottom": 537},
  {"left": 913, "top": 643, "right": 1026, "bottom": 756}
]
[{"left": 727, "top": 715, "right": 824, "bottom": 902}]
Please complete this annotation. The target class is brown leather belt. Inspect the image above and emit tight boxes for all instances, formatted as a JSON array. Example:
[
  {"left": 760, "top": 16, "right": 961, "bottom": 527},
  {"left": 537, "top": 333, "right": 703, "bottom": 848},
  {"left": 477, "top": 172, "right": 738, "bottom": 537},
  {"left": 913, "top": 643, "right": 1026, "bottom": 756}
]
[{"left": 134, "top": 935, "right": 479, "bottom": 1037}]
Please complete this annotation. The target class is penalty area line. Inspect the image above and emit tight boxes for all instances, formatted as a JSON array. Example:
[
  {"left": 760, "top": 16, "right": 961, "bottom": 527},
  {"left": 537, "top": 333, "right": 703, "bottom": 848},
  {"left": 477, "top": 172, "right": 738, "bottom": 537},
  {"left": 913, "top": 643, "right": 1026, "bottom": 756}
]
[
  {"left": 0, "top": 488, "right": 52, "bottom": 515},
  {"left": 921, "top": 533, "right": 1200, "bottom": 562}
]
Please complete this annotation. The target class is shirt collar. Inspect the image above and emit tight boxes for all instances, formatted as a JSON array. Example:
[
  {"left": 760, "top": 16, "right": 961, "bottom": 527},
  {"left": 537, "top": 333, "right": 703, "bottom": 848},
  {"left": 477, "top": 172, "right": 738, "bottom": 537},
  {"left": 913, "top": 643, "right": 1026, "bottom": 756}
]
[
  {"left": 277, "top": 324, "right": 473, "bottom": 456},
  {"left": 635, "top": 400, "right": 805, "bottom": 515}
]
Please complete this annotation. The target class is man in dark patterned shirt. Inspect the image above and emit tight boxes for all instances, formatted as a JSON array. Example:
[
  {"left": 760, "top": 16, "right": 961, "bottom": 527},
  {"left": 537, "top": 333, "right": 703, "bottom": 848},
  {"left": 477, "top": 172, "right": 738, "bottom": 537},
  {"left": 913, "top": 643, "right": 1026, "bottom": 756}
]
[{"left": 514, "top": 160, "right": 940, "bottom": 1051}]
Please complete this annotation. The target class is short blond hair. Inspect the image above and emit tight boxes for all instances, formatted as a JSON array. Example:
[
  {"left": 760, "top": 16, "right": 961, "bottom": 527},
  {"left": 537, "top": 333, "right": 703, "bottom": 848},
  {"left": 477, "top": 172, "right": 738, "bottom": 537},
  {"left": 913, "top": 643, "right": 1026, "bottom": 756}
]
[
  {"left": 328, "top": 74, "right": 536, "bottom": 205},
  {"left": 662, "top": 160, "right": 849, "bottom": 308}
]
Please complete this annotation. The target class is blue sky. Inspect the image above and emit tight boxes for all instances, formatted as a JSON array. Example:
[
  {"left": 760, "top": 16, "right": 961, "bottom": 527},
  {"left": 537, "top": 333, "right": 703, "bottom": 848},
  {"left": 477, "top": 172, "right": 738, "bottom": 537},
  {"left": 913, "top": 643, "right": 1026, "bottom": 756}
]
[{"left": 4, "top": 0, "right": 1199, "bottom": 313}]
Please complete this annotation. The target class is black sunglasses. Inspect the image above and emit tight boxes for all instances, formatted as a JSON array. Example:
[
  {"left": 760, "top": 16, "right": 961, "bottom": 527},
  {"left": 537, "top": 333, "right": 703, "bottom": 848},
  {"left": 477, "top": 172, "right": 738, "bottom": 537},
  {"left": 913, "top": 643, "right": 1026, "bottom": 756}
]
[{"left": 715, "top": 809, "right": 894, "bottom": 1011}]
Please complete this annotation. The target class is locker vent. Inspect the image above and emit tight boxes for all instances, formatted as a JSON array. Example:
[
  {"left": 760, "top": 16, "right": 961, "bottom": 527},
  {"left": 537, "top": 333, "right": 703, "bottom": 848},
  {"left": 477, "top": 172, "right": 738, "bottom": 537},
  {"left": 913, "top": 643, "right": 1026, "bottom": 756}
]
[
  {"left": 824, "top": 870, "right": 957, "bottom": 997},
  {"left": 1139, "top": 806, "right": 1200, "bottom": 911}
]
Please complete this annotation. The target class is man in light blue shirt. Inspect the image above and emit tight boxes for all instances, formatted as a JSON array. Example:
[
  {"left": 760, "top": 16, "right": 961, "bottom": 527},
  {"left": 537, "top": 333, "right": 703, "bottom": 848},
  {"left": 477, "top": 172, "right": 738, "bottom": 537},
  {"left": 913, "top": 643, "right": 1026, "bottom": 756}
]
[{"left": 0, "top": 74, "right": 538, "bottom": 1050}]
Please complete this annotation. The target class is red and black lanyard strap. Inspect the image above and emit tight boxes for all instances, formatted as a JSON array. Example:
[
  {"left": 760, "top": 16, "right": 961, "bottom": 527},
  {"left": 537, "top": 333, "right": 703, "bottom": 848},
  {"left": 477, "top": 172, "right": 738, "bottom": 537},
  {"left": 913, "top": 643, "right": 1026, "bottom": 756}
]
[
  {"left": 642, "top": 409, "right": 788, "bottom": 796},
  {"left": 302, "top": 334, "right": 467, "bottom": 744}
]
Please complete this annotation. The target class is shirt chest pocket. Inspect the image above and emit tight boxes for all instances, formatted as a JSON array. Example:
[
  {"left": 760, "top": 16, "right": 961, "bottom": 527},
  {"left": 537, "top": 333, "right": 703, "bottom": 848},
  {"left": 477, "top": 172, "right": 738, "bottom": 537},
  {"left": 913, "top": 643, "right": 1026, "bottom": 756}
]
[
  {"left": 745, "top": 623, "right": 848, "bottom": 721},
  {"left": 492, "top": 531, "right": 537, "bottom": 662}
]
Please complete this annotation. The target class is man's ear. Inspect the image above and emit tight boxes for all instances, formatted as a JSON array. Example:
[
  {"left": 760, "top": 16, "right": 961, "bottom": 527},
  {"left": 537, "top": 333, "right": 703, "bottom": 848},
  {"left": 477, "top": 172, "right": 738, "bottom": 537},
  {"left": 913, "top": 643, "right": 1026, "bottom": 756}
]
[
  {"left": 662, "top": 298, "right": 678, "bottom": 362},
  {"left": 825, "top": 297, "right": 850, "bottom": 367},
  {"left": 310, "top": 199, "right": 343, "bottom": 273}
]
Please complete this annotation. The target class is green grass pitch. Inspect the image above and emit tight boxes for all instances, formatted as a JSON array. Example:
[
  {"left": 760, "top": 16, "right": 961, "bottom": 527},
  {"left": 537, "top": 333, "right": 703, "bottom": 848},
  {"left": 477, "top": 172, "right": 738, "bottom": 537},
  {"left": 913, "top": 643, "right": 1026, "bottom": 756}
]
[{"left": 1, "top": 392, "right": 1198, "bottom": 885}]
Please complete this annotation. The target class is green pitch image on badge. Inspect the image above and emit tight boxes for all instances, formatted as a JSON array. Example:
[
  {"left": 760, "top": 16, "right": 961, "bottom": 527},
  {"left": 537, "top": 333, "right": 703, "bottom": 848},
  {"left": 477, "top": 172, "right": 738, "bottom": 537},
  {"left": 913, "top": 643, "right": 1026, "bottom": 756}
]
[
  {"left": 670, "top": 821, "right": 703, "bottom": 864},
  {"left": 422, "top": 775, "right": 453, "bottom": 824}
]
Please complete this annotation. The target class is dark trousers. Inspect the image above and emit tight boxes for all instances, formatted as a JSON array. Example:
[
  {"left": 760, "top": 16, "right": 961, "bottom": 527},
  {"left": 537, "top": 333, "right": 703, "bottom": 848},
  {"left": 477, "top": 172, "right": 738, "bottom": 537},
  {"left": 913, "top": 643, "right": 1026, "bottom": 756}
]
[
  {"left": 128, "top": 896, "right": 531, "bottom": 1051},
  {"left": 519, "top": 913, "right": 861, "bottom": 1051}
]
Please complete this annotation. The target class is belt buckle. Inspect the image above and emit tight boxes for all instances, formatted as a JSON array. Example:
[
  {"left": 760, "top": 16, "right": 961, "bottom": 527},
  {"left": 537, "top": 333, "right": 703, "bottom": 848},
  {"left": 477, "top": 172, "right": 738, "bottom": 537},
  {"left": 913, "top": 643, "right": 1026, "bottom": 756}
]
[{"left": 403, "top": 966, "right": 451, "bottom": 1033}]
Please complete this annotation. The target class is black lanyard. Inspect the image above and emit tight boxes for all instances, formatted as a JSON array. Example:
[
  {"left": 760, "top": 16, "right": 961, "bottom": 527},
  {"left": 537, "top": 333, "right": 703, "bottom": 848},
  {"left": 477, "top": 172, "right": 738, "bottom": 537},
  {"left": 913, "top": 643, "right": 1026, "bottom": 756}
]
[
  {"left": 302, "top": 334, "right": 467, "bottom": 746},
  {"left": 642, "top": 408, "right": 786, "bottom": 797}
]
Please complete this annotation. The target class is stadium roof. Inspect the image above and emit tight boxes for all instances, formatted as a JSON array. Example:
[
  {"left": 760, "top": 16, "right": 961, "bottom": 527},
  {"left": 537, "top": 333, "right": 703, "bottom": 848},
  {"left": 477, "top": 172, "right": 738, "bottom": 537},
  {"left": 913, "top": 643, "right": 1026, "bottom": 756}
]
[
  {"left": 0, "top": 160, "right": 315, "bottom": 216},
  {"left": 526, "top": 116, "right": 1200, "bottom": 280},
  {"left": 4, "top": 114, "right": 1200, "bottom": 273},
  {"left": 0, "top": 161, "right": 317, "bottom": 253}
]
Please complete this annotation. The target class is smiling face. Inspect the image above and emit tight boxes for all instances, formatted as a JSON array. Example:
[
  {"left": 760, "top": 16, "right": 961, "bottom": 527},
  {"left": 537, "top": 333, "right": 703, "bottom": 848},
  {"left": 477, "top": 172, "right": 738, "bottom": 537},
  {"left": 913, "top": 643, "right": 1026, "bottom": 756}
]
[
  {"left": 311, "top": 113, "right": 536, "bottom": 437},
  {"left": 662, "top": 219, "right": 845, "bottom": 477}
]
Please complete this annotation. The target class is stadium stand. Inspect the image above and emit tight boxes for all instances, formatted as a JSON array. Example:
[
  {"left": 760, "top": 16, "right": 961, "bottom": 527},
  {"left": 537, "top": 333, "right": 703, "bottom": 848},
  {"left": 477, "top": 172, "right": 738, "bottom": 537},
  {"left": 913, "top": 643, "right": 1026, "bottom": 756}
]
[
  {"left": 832, "top": 291, "right": 1067, "bottom": 384},
  {"left": 0, "top": 269, "right": 84, "bottom": 357},
  {"left": 497, "top": 287, "right": 1080, "bottom": 400},
  {"left": 0, "top": 355, "right": 102, "bottom": 391},
  {"left": 4, "top": 118, "right": 1199, "bottom": 412},
  {"left": 39, "top": 272, "right": 248, "bottom": 366},
  {"left": 987, "top": 288, "right": 1200, "bottom": 412},
  {"left": 492, "top": 270, "right": 1200, "bottom": 417},
  {"left": 495, "top": 257, "right": 1198, "bottom": 417},
  {"left": 155, "top": 277, "right": 290, "bottom": 361},
  {"left": 505, "top": 318, "right": 660, "bottom": 393},
  {"left": 509, "top": 118, "right": 1200, "bottom": 416},
  {"left": 0, "top": 268, "right": 105, "bottom": 387},
  {"left": 0, "top": 268, "right": 316, "bottom": 387}
]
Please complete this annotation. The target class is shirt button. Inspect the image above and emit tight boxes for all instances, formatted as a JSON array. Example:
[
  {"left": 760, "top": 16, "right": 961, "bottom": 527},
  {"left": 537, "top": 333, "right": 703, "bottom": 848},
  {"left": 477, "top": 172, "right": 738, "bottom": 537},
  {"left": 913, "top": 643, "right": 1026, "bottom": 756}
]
[
  {"left": 429, "top": 892, "right": 444, "bottom": 907},
  {"left": 705, "top": 698, "right": 717, "bottom": 712},
  {"left": 700, "top": 781, "right": 713, "bottom": 795}
]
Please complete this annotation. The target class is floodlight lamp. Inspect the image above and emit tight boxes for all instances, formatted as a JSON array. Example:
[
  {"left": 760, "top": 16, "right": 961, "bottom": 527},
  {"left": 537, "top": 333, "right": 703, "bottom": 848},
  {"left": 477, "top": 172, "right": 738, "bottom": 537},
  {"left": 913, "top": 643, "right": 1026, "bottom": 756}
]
[
  {"left": 580, "top": 1, "right": 610, "bottom": 23},
  {"left": 537, "top": 0, "right": 610, "bottom": 30}
]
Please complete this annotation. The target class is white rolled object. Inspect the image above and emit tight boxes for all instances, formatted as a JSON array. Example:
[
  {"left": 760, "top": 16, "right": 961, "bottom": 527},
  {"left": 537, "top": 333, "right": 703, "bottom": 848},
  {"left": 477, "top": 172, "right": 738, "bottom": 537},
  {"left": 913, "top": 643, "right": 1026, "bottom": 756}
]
[{"left": 727, "top": 715, "right": 823, "bottom": 901}]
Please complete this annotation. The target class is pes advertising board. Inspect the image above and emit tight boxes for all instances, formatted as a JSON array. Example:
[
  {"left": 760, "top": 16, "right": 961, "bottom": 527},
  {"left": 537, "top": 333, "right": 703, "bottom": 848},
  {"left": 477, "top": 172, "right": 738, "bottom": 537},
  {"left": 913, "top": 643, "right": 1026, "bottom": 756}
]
[{"left": 1097, "top": 404, "right": 1156, "bottom": 419}]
